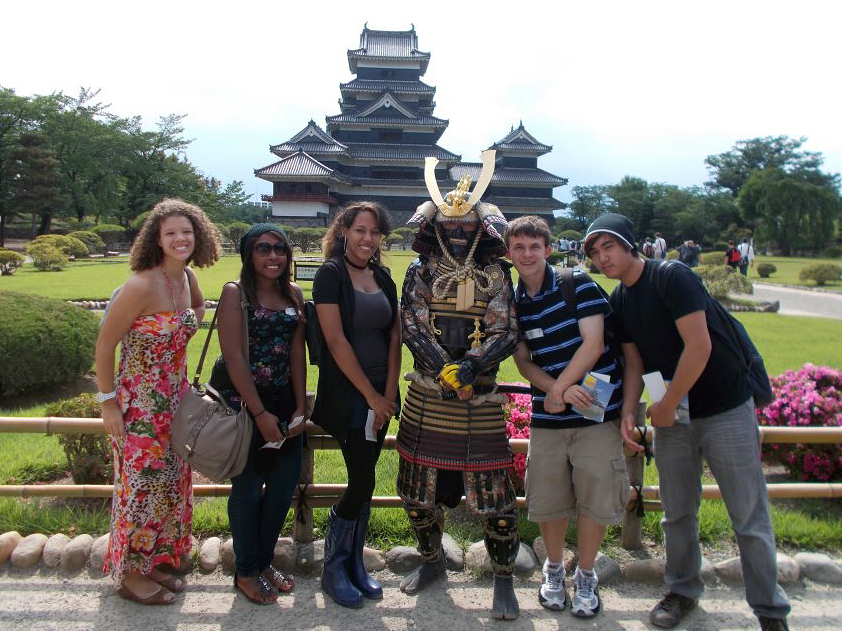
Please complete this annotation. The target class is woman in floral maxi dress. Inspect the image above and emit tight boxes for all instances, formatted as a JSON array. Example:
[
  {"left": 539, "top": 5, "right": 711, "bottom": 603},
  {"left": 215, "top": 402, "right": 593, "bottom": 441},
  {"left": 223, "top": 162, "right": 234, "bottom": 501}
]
[{"left": 95, "top": 199, "right": 220, "bottom": 605}]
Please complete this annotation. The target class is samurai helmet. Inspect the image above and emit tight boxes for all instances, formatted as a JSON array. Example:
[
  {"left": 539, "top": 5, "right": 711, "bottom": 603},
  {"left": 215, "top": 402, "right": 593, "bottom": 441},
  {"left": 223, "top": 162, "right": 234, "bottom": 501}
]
[{"left": 407, "top": 149, "right": 508, "bottom": 241}]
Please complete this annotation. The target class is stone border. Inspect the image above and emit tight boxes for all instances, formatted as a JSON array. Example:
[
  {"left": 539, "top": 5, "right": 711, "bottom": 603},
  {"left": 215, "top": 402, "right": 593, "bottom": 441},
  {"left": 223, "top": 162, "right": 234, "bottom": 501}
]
[{"left": 2, "top": 530, "right": 840, "bottom": 587}]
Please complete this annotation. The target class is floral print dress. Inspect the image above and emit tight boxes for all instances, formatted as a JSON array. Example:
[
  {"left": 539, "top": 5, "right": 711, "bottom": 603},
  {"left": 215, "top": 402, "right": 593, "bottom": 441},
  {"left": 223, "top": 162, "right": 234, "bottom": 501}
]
[{"left": 104, "top": 308, "right": 198, "bottom": 587}]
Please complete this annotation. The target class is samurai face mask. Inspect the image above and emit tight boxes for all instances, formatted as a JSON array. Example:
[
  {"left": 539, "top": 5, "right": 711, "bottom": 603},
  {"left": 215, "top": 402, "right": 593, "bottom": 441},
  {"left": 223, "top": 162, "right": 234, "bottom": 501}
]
[{"left": 441, "top": 221, "right": 478, "bottom": 258}]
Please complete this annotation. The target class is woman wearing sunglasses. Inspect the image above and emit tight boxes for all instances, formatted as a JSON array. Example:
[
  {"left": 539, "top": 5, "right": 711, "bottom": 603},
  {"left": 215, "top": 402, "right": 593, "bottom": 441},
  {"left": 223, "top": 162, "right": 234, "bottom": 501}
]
[{"left": 209, "top": 223, "right": 306, "bottom": 605}]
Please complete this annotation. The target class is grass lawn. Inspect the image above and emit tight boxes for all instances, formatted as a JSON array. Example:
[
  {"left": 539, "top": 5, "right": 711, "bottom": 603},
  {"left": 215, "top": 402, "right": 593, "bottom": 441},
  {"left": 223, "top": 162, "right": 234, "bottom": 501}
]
[
  {"left": 747, "top": 254, "right": 842, "bottom": 291},
  {"left": 1, "top": 250, "right": 841, "bottom": 548}
]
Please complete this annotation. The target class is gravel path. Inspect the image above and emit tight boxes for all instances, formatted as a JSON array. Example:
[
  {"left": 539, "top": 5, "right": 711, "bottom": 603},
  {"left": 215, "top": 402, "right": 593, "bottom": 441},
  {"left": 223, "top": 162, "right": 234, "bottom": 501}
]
[
  {"left": 737, "top": 283, "right": 842, "bottom": 319},
  {"left": 1, "top": 566, "right": 839, "bottom": 631}
]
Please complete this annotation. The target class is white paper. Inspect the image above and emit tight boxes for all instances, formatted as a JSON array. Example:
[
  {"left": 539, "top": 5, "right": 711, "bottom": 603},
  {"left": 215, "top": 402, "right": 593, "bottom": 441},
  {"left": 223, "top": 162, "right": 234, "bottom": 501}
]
[
  {"left": 261, "top": 415, "right": 305, "bottom": 449},
  {"left": 364, "top": 409, "right": 377, "bottom": 442},
  {"left": 642, "top": 371, "right": 690, "bottom": 424}
]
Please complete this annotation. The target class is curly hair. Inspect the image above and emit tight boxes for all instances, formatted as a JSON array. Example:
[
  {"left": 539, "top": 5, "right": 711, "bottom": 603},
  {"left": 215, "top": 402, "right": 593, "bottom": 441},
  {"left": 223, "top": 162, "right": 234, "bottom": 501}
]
[
  {"left": 321, "top": 201, "right": 391, "bottom": 265},
  {"left": 130, "top": 198, "right": 222, "bottom": 271}
]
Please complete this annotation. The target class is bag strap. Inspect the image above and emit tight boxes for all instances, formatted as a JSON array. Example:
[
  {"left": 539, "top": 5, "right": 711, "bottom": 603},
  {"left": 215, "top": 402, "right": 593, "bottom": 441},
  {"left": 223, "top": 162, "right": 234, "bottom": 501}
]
[
  {"left": 559, "top": 267, "right": 577, "bottom": 318},
  {"left": 192, "top": 282, "right": 250, "bottom": 387}
]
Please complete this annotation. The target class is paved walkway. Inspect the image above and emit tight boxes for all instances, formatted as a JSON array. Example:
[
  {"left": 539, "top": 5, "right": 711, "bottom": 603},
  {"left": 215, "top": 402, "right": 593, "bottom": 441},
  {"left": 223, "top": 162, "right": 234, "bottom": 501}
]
[
  {"left": 1, "top": 567, "right": 840, "bottom": 631},
  {"left": 737, "top": 283, "right": 842, "bottom": 319}
]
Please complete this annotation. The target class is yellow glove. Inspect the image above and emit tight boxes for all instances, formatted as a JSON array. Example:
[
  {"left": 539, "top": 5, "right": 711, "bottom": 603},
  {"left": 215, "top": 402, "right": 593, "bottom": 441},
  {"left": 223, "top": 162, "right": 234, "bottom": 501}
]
[{"left": 439, "top": 363, "right": 468, "bottom": 391}]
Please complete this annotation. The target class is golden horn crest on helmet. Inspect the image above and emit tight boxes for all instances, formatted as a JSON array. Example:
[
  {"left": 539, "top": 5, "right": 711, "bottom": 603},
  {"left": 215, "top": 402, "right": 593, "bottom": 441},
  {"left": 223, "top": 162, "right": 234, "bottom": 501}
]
[{"left": 424, "top": 150, "right": 496, "bottom": 218}]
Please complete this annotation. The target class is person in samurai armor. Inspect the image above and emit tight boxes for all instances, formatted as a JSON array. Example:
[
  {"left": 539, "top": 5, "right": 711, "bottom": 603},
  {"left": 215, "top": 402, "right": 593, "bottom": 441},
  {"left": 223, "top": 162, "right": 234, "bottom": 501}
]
[{"left": 396, "top": 150, "right": 521, "bottom": 620}]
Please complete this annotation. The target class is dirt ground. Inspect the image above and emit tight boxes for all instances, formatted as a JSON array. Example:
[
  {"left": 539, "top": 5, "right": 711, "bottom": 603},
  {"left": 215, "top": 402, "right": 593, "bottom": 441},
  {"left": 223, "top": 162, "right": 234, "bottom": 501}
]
[{"left": 1, "top": 564, "right": 839, "bottom": 631}]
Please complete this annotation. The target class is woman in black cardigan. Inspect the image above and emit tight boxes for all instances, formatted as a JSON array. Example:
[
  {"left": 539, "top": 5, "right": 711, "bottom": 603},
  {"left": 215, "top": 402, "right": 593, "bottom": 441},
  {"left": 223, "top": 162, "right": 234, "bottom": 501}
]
[{"left": 311, "top": 202, "right": 401, "bottom": 608}]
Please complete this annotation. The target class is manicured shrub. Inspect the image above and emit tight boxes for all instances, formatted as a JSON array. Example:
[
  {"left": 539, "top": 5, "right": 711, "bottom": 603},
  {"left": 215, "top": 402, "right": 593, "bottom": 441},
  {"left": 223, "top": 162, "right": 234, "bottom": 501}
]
[
  {"left": 90, "top": 223, "right": 127, "bottom": 248},
  {"left": 799, "top": 263, "right": 842, "bottom": 286},
  {"left": 558, "top": 229, "right": 582, "bottom": 241},
  {"left": 666, "top": 249, "right": 679, "bottom": 260},
  {"left": 67, "top": 230, "right": 106, "bottom": 254},
  {"left": 0, "top": 290, "right": 99, "bottom": 397},
  {"left": 502, "top": 384, "right": 531, "bottom": 493},
  {"left": 823, "top": 244, "right": 842, "bottom": 258},
  {"left": 694, "top": 264, "right": 753, "bottom": 299},
  {"left": 699, "top": 251, "right": 726, "bottom": 266},
  {"left": 0, "top": 248, "right": 25, "bottom": 275},
  {"left": 45, "top": 393, "right": 112, "bottom": 484},
  {"left": 129, "top": 211, "right": 151, "bottom": 231},
  {"left": 756, "top": 263, "right": 777, "bottom": 278},
  {"left": 226, "top": 221, "right": 250, "bottom": 247},
  {"left": 758, "top": 365, "right": 842, "bottom": 482},
  {"left": 28, "top": 234, "right": 89, "bottom": 259},
  {"left": 383, "top": 233, "right": 403, "bottom": 250},
  {"left": 26, "top": 243, "right": 68, "bottom": 271},
  {"left": 712, "top": 241, "right": 729, "bottom": 252}
]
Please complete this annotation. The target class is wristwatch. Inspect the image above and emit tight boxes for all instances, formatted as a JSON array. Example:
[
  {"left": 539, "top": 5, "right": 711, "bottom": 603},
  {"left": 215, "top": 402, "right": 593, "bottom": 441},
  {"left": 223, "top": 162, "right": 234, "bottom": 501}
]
[{"left": 95, "top": 390, "right": 117, "bottom": 403}]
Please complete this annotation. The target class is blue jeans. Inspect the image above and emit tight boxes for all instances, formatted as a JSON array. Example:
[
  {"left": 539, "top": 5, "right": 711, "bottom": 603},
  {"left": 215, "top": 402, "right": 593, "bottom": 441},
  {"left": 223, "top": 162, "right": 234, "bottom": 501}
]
[
  {"left": 654, "top": 397, "right": 790, "bottom": 619},
  {"left": 228, "top": 431, "right": 303, "bottom": 577}
]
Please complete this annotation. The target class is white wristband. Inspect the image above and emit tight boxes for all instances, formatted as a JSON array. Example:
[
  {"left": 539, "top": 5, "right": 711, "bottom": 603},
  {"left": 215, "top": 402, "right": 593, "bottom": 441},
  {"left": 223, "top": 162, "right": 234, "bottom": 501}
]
[{"left": 96, "top": 391, "right": 117, "bottom": 403}]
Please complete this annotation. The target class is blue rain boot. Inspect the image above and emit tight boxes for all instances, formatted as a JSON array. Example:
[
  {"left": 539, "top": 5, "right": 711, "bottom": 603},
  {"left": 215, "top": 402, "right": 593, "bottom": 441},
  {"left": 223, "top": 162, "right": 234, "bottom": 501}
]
[
  {"left": 346, "top": 503, "right": 383, "bottom": 599},
  {"left": 321, "top": 506, "right": 364, "bottom": 608}
]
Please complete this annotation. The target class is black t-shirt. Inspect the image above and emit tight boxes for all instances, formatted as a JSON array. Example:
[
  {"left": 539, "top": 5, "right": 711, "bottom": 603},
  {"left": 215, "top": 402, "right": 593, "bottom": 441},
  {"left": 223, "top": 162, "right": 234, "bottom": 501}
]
[{"left": 609, "top": 260, "right": 750, "bottom": 418}]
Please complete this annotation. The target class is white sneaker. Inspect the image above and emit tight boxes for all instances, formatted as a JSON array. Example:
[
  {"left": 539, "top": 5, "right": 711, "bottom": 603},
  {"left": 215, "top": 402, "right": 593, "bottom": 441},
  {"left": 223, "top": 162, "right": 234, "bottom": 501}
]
[
  {"left": 571, "top": 567, "right": 601, "bottom": 618},
  {"left": 538, "top": 559, "right": 568, "bottom": 611}
]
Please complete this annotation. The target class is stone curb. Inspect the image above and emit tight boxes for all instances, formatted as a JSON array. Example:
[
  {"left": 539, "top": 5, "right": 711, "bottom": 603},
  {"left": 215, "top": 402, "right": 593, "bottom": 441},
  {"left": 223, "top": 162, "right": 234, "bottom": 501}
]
[{"left": 2, "top": 530, "right": 839, "bottom": 587}]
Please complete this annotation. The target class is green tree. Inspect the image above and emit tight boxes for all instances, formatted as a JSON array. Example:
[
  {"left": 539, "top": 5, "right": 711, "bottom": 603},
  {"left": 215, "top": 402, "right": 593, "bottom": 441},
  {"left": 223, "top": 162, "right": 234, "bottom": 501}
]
[
  {"left": 738, "top": 168, "right": 842, "bottom": 254},
  {"left": 9, "top": 133, "right": 67, "bottom": 235},
  {"left": 567, "top": 185, "right": 615, "bottom": 230},
  {"left": 607, "top": 176, "right": 655, "bottom": 236},
  {"left": 705, "top": 135, "right": 835, "bottom": 198}
]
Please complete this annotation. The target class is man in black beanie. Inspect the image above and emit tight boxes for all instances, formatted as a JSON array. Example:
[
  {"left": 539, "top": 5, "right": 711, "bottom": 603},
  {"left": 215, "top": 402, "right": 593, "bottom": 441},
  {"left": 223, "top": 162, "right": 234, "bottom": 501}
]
[{"left": 583, "top": 214, "right": 790, "bottom": 631}]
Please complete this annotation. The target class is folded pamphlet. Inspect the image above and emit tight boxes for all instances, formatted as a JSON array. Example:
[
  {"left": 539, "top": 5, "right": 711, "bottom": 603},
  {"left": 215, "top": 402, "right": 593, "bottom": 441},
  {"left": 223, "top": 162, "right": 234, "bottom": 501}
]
[
  {"left": 572, "top": 372, "right": 613, "bottom": 423},
  {"left": 365, "top": 409, "right": 377, "bottom": 442},
  {"left": 642, "top": 372, "right": 690, "bottom": 424}
]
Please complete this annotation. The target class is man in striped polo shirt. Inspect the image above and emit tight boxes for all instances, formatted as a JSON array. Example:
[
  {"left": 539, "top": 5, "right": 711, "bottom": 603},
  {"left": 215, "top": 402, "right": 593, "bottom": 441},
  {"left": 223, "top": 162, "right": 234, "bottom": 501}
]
[{"left": 505, "top": 216, "right": 627, "bottom": 619}]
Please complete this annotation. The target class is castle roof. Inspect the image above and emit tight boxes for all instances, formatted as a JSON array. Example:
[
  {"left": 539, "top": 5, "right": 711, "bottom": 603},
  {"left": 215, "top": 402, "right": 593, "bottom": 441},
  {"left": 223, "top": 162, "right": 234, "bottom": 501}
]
[
  {"left": 489, "top": 122, "right": 552, "bottom": 155},
  {"left": 450, "top": 163, "right": 567, "bottom": 186},
  {"left": 270, "top": 121, "right": 348, "bottom": 157},
  {"left": 255, "top": 150, "right": 352, "bottom": 184},
  {"left": 347, "top": 25, "right": 431, "bottom": 74}
]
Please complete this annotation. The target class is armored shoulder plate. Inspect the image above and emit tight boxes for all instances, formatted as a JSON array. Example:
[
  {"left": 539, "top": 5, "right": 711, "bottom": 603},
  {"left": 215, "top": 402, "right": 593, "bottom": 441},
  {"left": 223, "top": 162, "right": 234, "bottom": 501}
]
[{"left": 484, "top": 263, "right": 505, "bottom": 296}]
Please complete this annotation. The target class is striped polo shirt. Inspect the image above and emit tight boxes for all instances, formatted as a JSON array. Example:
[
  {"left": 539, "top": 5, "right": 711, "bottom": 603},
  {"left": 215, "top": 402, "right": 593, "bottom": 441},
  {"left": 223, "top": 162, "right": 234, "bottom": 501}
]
[{"left": 514, "top": 263, "right": 623, "bottom": 429}]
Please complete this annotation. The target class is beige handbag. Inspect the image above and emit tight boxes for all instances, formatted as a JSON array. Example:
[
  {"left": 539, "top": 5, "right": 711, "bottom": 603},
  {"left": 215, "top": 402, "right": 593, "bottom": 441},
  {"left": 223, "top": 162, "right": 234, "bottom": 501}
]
[{"left": 172, "top": 283, "right": 253, "bottom": 482}]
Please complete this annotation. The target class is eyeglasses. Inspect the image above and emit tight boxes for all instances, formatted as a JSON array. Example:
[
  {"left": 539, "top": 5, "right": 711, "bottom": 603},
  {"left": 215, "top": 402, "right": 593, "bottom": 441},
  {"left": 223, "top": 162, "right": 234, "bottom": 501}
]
[{"left": 254, "top": 243, "right": 288, "bottom": 256}]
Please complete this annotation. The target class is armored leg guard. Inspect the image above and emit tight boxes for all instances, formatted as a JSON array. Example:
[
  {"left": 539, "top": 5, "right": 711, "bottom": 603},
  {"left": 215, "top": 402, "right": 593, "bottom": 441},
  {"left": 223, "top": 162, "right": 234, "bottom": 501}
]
[
  {"left": 346, "top": 503, "right": 382, "bottom": 600},
  {"left": 400, "top": 504, "right": 446, "bottom": 594},
  {"left": 321, "top": 506, "right": 363, "bottom": 608},
  {"left": 485, "top": 510, "right": 520, "bottom": 620}
]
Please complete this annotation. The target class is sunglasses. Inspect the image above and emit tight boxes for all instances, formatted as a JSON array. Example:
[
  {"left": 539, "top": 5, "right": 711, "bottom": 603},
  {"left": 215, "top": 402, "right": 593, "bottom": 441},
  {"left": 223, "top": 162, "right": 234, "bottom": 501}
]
[{"left": 254, "top": 242, "right": 288, "bottom": 256}]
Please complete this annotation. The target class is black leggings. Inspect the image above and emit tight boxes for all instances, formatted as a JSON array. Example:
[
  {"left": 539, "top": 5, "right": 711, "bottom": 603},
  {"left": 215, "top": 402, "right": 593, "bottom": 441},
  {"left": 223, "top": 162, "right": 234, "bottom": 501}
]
[{"left": 335, "top": 425, "right": 387, "bottom": 520}]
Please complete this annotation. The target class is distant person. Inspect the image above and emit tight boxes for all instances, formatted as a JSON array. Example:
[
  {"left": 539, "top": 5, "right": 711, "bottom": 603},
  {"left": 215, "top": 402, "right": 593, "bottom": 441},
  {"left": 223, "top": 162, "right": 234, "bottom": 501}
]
[
  {"left": 95, "top": 199, "right": 220, "bottom": 604},
  {"left": 559, "top": 236, "right": 570, "bottom": 252},
  {"left": 725, "top": 241, "right": 741, "bottom": 270},
  {"left": 737, "top": 239, "right": 755, "bottom": 276},
  {"left": 642, "top": 238, "right": 655, "bottom": 258},
  {"left": 678, "top": 241, "right": 691, "bottom": 265},
  {"left": 687, "top": 241, "right": 701, "bottom": 268},
  {"left": 584, "top": 213, "right": 790, "bottom": 631},
  {"left": 654, "top": 233, "right": 667, "bottom": 259}
]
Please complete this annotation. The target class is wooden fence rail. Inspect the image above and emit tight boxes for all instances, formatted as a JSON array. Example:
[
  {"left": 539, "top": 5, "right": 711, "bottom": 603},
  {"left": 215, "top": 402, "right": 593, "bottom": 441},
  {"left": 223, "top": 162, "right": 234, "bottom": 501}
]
[{"left": 1, "top": 410, "right": 840, "bottom": 549}]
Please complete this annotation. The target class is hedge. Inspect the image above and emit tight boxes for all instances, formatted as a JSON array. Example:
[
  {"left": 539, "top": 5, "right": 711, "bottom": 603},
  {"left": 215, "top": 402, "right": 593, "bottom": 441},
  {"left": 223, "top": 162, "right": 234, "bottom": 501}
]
[
  {"left": 0, "top": 248, "right": 25, "bottom": 275},
  {"left": 26, "top": 243, "right": 68, "bottom": 271},
  {"left": 67, "top": 230, "right": 106, "bottom": 254},
  {"left": 45, "top": 393, "right": 112, "bottom": 484},
  {"left": 0, "top": 291, "right": 99, "bottom": 397}
]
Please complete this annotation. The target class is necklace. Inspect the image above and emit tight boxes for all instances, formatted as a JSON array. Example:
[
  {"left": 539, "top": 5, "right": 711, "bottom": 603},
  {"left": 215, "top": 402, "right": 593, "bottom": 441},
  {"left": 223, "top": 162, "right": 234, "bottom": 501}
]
[
  {"left": 162, "top": 269, "right": 185, "bottom": 310},
  {"left": 343, "top": 254, "right": 369, "bottom": 270}
]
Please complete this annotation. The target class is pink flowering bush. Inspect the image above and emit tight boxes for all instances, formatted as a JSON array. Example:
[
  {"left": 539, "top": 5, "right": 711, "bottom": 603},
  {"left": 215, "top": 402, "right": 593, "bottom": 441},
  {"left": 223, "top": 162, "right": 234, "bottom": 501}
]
[
  {"left": 501, "top": 383, "right": 532, "bottom": 492},
  {"left": 757, "top": 364, "right": 842, "bottom": 482}
]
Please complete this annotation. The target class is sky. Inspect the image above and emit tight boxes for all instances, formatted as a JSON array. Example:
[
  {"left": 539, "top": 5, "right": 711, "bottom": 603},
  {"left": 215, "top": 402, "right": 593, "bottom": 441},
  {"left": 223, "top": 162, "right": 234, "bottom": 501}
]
[{"left": 3, "top": 0, "right": 841, "bottom": 206}]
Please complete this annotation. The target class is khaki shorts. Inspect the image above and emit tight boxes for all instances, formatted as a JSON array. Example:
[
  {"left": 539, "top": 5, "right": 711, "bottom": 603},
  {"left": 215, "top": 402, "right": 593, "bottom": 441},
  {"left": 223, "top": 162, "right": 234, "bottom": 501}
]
[{"left": 525, "top": 421, "right": 630, "bottom": 525}]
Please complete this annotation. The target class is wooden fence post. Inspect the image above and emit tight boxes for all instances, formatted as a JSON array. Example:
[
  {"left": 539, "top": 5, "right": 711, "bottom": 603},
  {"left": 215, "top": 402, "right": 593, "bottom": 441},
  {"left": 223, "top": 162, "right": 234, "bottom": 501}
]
[
  {"left": 621, "top": 401, "right": 647, "bottom": 550},
  {"left": 293, "top": 393, "right": 316, "bottom": 545}
]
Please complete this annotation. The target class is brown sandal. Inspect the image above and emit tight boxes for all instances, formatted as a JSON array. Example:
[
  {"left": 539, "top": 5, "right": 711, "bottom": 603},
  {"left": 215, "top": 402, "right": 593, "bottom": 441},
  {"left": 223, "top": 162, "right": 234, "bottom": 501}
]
[
  {"left": 117, "top": 584, "right": 175, "bottom": 605},
  {"left": 152, "top": 573, "right": 185, "bottom": 593},
  {"left": 263, "top": 566, "right": 294, "bottom": 593}
]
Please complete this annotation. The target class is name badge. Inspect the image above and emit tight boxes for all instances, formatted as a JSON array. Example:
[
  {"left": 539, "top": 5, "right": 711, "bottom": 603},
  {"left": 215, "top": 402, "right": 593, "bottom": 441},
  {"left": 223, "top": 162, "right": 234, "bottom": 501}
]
[
  {"left": 525, "top": 328, "right": 544, "bottom": 340},
  {"left": 285, "top": 306, "right": 297, "bottom": 316}
]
